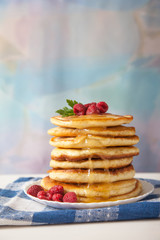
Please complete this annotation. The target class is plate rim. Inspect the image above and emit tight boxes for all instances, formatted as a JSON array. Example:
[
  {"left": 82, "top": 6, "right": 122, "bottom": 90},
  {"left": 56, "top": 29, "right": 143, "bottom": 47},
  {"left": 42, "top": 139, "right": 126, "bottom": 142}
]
[{"left": 23, "top": 179, "right": 154, "bottom": 209}]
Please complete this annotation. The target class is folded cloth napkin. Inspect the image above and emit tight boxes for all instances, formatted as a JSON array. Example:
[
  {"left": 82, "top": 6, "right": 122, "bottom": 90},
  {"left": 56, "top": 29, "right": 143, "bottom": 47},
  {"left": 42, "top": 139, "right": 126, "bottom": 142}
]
[{"left": 0, "top": 177, "right": 159, "bottom": 226}]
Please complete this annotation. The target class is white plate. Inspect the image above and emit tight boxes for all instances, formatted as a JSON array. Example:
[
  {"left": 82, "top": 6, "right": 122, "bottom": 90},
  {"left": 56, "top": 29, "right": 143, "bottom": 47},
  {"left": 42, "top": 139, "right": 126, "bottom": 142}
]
[{"left": 24, "top": 179, "right": 154, "bottom": 209}]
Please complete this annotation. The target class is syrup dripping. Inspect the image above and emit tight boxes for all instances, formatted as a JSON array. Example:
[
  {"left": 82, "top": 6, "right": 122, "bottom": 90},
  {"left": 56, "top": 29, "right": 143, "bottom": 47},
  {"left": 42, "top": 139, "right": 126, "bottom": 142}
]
[{"left": 87, "top": 156, "right": 94, "bottom": 189}]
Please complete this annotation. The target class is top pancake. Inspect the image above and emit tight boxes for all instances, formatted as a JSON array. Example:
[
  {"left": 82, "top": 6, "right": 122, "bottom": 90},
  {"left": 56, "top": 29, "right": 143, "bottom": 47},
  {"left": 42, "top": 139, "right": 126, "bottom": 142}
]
[{"left": 50, "top": 113, "right": 133, "bottom": 129}]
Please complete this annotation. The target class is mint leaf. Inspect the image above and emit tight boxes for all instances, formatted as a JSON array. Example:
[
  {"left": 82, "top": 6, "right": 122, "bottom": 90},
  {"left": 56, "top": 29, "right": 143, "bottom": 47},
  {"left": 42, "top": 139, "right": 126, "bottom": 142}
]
[
  {"left": 56, "top": 109, "right": 65, "bottom": 115},
  {"left": 66, "top": 99, "right": 78, "bottom": 108},
  {"left": 56, "top": 106, "right": 74, "bottom": 117}
]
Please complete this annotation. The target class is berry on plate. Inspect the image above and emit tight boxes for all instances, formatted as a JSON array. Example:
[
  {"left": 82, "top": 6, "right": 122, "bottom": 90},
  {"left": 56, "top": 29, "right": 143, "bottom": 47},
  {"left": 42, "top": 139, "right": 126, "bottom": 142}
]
[
  {"left": 49, "top": 185, "right": 64, "bottom": 195},
  {"left": 52, "top": 193, "right": 63, "bottom": 202},
  {"left": 63, "top": 192, "right": 77, "bottom": 203},
  {"left": 37, "top": 190, "right": 52, "bottom": 200},
  {"left": 27, "top": 185, "right": 43, "bottom": 197}
]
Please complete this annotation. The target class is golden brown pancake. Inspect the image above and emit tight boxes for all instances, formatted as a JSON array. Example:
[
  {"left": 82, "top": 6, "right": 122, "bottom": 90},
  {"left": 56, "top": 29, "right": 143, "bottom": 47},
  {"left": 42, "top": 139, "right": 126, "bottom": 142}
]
[
  {"left": 41, "top": 176, "right": 139, "bottom": 199},
  {"left": 50, "top": 113, "right": 133, "bottom": 129},
  {"left": 49, "top": 135, "right": 139, "bottom": 149},
  {"left": 51, "top": 146, "right": 139, "bottom": 161},
  {"left": 48, "top": 125, "right": 136, "bottom": 137},
  {"left": 49, "top": 164, "right": 135, "bottom": 183},
  {"left": 77, "top": 180, "right": 142, "bottom": 202},
  {"left": 50, "top": 157, "right": 133, "bottom": 169}
]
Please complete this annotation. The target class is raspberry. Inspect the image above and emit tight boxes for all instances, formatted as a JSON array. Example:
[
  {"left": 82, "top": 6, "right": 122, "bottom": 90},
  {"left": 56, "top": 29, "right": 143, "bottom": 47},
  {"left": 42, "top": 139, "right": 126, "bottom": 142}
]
[
  {"left": 49, "top": 185, "right": 64, "bottom": 195},
  {"left": 37, "top": 191, "right": 47, "bottom": 200},
  {"left": 37, "top": 191, "right": 52, "bottom": 200},
  {"left": 73, "top": 104, "right": 86, "bottom": 116},
  {"left": 27, "top": 185, "right": 43, "bottom": 197},
  {"left": 86, "top": 103, "right": 100, "bottom": 115},
  {"left": 84, "top": 102, "right": 96, "bottom": 109},
  {"left": 63, "top": 192, "right": 77, "bottom": 203},
  {"left": 96, "top": 101, "right": 108, "bottom": 113},
  {"left": 46, "top": 192, "right": 53, "bottom": 200},
  {"left": 52, "top": 193, "right": 63, "bottom": 202}
]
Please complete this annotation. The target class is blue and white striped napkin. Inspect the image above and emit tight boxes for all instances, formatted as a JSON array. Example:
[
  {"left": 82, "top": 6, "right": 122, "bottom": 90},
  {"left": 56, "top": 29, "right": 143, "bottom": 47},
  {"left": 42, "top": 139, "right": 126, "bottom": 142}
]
[{"left": 0, "top": 177, "right": 159, "bottom": 226}]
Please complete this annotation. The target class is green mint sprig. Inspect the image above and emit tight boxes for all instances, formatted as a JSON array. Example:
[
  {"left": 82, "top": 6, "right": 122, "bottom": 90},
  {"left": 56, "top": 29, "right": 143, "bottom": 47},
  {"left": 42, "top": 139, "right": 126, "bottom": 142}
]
[{"left": 56, "top": 99, "right": 80, "bottom": 117}]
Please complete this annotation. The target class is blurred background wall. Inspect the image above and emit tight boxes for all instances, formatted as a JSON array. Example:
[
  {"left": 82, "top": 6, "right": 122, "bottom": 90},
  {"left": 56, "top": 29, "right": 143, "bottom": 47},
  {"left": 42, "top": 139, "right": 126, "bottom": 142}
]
[{"left": 0, "top": 0, "right": 160, "bottom": 173}]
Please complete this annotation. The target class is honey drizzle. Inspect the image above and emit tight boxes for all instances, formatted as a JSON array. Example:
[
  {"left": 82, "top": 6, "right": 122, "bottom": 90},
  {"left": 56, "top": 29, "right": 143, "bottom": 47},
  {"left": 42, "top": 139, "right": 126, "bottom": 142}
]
[
  {"left": 87, "top": 156, "right": 94, "bottom": 189},
  {"left": 82, "top": 136, "right": 112, "bottom": 201}
]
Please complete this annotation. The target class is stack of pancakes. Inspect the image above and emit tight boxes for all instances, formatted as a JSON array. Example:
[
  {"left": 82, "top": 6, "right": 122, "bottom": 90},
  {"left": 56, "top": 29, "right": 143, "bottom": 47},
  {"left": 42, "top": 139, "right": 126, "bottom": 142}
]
[{"left": 41, "top": 113, "right": 142, "bottom": 203}]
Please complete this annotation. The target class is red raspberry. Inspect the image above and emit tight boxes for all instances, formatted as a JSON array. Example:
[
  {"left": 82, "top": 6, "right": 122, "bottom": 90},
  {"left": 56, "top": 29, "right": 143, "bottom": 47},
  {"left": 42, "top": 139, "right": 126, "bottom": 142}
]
[
  {"left": 84, "top": 102, "right": 96, "bottom": 109},
  {"left": 52, "top": 193, "right": 63, "bottom": 202},
  {"left": 49, "top": 185, "right": 64, "bottom": 195},
  {"left": 37, "top": 191, "right": 47, "bottom": 200},
  {"left": 86, "top": 103, "right": 100, "bottom": 115},
  {"left": 73, "top": 104, "right": 86, "bottom": 116},
  {"left": 63, "top": 192, "right": 77, "bottom": 203},
  {"left": 37, "top": 191, "right": 52, "bottom": 200},
  {"left": 46, "top": 192, "right": 53, "bottom": 200},
  {"left": 27, "top": 185, "right": 43, "bottom": 197},
  {"left": 96, "top": 101, "right": 108, "bottom": 113}
]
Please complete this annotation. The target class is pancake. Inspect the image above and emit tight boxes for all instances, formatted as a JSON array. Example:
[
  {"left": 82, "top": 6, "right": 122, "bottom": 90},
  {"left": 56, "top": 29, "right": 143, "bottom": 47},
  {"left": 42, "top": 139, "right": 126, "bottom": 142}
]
[
  {"left": 50, "top": 157, "right": 133, "bottom": 169},
  {"left": 50, "top": 113, "right": 133, "bottom": 129},
  {"left": 51, "top": 146, "right": 139, "bottom": 161},
  {"left": 48, "top": 125, "right": 136, "bottom": 137},
  {"left": 77, "top": 180, "right": 142, "bottom": 202},
  {"left": 41, "top": 176, "right": 138, "bottom": 198},
  {"left": 49, "top": 135, "right": 139, "bottom": 149},
  {"left": 49, "top": 164, "right": 135, "bottom": 183}
]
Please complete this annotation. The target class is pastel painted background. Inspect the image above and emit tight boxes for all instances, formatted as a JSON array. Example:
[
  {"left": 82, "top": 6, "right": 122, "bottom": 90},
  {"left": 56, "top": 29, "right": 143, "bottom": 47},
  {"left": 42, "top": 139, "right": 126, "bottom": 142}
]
[{"left": 0, "top": 0, "right": 160, "bottom": 173}]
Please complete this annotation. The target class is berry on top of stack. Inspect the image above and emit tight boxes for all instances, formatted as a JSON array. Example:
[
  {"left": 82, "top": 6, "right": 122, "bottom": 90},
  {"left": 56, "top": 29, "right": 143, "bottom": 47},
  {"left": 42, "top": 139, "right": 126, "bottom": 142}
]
[{"left": 41, "top": 100, "right": 141, "bottom": 203}]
